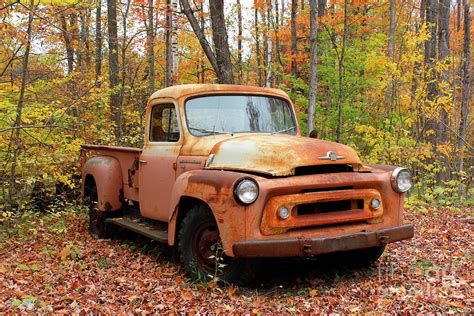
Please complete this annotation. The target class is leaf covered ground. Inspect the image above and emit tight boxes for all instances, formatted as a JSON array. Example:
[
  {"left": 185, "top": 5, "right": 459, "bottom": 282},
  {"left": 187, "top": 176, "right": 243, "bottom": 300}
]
[{"left": 0, "top": 204, "right": 472, "bottom": 313}]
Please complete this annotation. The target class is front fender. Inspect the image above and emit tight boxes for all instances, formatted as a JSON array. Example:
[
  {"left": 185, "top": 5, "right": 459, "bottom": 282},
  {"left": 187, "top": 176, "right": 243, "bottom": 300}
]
[
  {"left": 167, "top": 169, "right": 253, "bottom": 256},
  {"left": 82, "top": 156, "right": 123, "bottom": 211}
]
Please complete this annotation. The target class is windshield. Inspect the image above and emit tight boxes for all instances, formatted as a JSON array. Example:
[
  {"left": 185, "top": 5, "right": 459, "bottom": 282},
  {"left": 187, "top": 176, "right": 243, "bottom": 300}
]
[{"left": 185, "top": 95, "right": 297, "bottom": 136}]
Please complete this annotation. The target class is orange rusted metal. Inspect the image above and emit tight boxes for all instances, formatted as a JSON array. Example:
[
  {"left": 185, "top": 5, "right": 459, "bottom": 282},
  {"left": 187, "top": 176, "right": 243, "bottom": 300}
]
[
  {"left": 80, "top": 84, "right": 413, "bottom": 259},
  {"left": 260, "top": 189, "right": 383, "bottom": 235},
  {"left": 206, "top": 134, "right": 361, "bottom": 176}
]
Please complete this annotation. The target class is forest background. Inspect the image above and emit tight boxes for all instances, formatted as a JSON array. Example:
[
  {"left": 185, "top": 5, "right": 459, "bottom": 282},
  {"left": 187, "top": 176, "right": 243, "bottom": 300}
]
[{"left": 0, "top": 0, "right": 472, "bottom": 211}]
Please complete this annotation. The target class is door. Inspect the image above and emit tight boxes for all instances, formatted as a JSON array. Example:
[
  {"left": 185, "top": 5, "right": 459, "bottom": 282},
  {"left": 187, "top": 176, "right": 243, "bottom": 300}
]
[{"left": 139, "top": 102, "right": 182, "bottom": 221}]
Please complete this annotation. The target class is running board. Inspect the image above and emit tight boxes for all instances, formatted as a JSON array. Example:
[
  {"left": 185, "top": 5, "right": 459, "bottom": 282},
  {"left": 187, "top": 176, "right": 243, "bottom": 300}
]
[{"left": 106, "top": 217, "right": 168, "bottom": 243}]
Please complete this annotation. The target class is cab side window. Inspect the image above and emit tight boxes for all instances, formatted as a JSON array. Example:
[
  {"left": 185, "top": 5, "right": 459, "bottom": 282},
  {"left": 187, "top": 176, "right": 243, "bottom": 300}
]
[{"left": 150, "top": 104, "right": 180, "bottom": 142}]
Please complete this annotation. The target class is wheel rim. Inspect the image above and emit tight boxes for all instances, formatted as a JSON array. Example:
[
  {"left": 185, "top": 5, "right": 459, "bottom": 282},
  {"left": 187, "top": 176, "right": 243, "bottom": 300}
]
[{"left": 191, "top": 220, "right": 233, "bottom": 276}]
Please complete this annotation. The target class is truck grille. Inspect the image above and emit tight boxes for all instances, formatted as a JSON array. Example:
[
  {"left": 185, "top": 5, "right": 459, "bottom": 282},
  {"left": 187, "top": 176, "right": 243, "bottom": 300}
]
[
  {"left": 297, "top": 199, "right": 364, "bottom": 216},
  {"left": 294, "top": 164, "right": 353, "bottom": 176}
]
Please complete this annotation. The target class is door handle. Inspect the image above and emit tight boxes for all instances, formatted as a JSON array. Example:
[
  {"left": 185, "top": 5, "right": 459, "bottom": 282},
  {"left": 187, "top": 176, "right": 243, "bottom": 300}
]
[{"left": 139, "top": 160, "right": 147, "bottom": 164}]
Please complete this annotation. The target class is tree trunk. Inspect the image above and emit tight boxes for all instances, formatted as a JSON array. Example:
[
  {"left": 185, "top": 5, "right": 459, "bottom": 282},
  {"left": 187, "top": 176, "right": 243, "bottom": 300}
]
[
  {"left": 199, "top": 1, "right": 205, "bottom": 83},
  {"left": 209, "top": 0, "right": 234, "bottom": 84},
  {"left": 274, "top": 0, "right": 282, "bottom": 85},
  {"left": 8, "top": 0, "right": 34, "bottom": 209},
  {"left": 458, "top": 0, "right": 471, "bottom": 175},
  {"left": 307, "top": 0, "right": 318, "bottom": 135},
  {"left": 120, "top": 0, "right": 132, "bottom": 128},
  {"left": 95, "top": 0, "right": 102, "bottom": 83},
  {"left": 265, "top": 1, "right": 273, "bottom": 87},
  {"left": 237, "top": 0, "right": 243, "bottom": 84},
  {"left": 165, "top": 0, "right": 173, "bottom": 87},
  {"left": 385, "top": 0, "right": 395, "bottom": 118},
  {"left": 147, "top": 0, "right": 155, "bottom": 92},
  {"left": 437, "top": 0, "right": 450, "bottom": 180},
  {"left": 424, "top": 0, "right": 437, "bottom": 146},
  {"left": 337, "top": 0, "right": 348, "bottom": 143},
  {"left": 107, "top": 0, "right": 122, "bottom": 144},
  {"left": 255, "top": 5, "right": 263, "bottom": 86},
  {"left": 291, "top": 0, "right": 298, "bottom": 77},
  {"left": 317, "top": 0, "right": 325, "bottom": 16},
  {"left": 180, "top": 0, "right": 233, "bottom": 83},
  {"left": 457, "top": 0, "right": 461, "bottom": 32},
  {"left": 60, "top": 14, "right": 74, "bottom": 75},
  {"left": 79, "top": 8, "right": 88, "bottom": 74},
  {"left": 336, "top": 0, "right": 347, "bottom": 143}
]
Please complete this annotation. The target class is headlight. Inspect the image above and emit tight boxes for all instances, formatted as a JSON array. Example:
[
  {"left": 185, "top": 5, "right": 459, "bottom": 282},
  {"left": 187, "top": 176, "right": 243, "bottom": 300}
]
[
  {"left": 234, "top": 178, "right": 259, "bottom": 205},
  {"left": 391, "top": 167, "right": 413, "bottom": 193}
]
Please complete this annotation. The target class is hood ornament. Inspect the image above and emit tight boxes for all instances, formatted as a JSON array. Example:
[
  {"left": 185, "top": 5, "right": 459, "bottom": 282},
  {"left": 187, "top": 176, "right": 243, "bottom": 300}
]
[{"left": 319, "top": 151, "right": 345, "bottom": 161}]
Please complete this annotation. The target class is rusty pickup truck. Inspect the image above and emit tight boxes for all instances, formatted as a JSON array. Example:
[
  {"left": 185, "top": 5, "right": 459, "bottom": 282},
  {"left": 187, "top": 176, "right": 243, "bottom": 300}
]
[{"left": 81, "top": 84, "right": 414, "bottom": 283}]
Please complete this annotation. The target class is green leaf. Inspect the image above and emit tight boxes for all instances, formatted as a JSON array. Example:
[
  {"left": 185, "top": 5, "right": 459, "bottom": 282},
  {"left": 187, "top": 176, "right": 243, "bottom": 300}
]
[
  {"left": 18, "top": 264, "right": 30, "bottom": 271},
  {"left": 11, "top": 299, "right": 22, "bottom": 307}
]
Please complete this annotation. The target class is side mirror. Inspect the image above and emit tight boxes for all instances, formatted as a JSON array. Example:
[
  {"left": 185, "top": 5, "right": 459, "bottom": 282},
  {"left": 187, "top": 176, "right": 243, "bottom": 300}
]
[{"left": 308, "top": 130, "right": 318, "bottom": 138}]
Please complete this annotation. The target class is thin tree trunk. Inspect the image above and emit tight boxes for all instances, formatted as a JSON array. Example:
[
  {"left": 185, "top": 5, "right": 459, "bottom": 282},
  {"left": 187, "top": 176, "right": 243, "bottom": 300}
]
[
  {"left": 424, "top": 0, "right": 438, "bottom": 146},
  {"left": 336, "top": 0, "right": 347, "bottom": 143},
  {"left": 255, "top": 5, "right": 262, "bottom": 86},
  {"left": 79, "top": 8, "right": 88, "bottom": 74},
  {"left": 209, "top": 0, "right": 234, "bottom": 84},
  {"left": 95, "top": 0, "right": 102, "bottom": 83},
  {"left": 291, "top": 0, "right": 297, "bottom": 77},
  {"left": 180, "top": 0, "right": 225, "bottom": 83},
  {"left": 8, "top": 0, "right": 34, "bottom": 209},
  {"left": 60, "top": 14, "right": 74, "bottom": 75},
  {"left": 107, "top": 0, "right": 122, "bottom": 144},
  {"left": 317, "top": 0, "right": 325, "bottom": 16},
  {"left": 457, "top": 0, "right": 461, "bottom": 32},
  {"left": 385, "top": 0, "right": 395, "bottom": 117},
  {"left": 165, "top": 0, "right": 173, "bottom": 87},
  {"left": 265, "top": 1, "right": 272, "bottom": 87},
  {"left": 200, "top": 1, "right": 205, "bottom": 83},
  {"left": 237, "top": 0, "right": 243, "bottom": 84},
  {"left": 307, "top": 0, "right": 318, "bottom": 135},
  {"left": 458, "top": 0, "right": 471, "bottom": 175},
  {"left": 437, "top": 0, "right": 450, "bottom": 180},
  {"left": 70, "top": 13, "right": 80, "bottom": 70},
  {"left": 120, "top": 0, "right": 132, "bottom": 125},
  {"left": 274, "top": 0, "right": 282, "bottom": 85},
  {"left": 148, "top": 0, "right": 155, "bottom": 92}
]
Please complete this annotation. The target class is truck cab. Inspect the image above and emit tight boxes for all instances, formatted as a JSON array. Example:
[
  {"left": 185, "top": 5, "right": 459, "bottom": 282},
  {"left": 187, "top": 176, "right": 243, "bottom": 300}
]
[{"left": 81, "top": 84, "right": 414, "bottom": 283}]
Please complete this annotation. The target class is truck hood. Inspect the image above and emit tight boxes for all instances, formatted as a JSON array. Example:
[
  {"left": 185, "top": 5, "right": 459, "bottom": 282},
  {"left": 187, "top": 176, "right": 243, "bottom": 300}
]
[{"left": 204, "top": 134, "right": 361, "bottom": 176}]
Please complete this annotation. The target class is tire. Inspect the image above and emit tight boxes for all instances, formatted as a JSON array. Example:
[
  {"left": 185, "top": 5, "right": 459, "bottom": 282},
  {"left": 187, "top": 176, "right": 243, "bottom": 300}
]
[
  {"left": 85, "top": 185, "right": 111, "bottom": 239},
  {"left": 178, "top": 204, "right": 259, "bottom": 285}
]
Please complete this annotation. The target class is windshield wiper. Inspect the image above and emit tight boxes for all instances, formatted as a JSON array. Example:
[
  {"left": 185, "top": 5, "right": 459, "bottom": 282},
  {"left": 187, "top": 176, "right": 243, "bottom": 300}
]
[
  {"left": 189, "top": 127, "right": 229, "bottom": 135},
  {"left": 272, "top": 126, "right": 296, "bottom": 134}
]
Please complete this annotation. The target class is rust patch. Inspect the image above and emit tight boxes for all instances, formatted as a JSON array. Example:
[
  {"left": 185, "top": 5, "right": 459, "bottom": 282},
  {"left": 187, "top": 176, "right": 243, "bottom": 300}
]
[
  {"left": 233, "top": 224, "right": 414, "bottom": 258},
  {"left": 260, "top": 189, "right": 383, "bottom": 235}
]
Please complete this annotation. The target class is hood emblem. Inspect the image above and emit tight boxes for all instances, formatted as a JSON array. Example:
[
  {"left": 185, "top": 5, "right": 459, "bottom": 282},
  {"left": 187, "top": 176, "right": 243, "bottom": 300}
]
[{"left": 319, "top": 151, "right": 345, "bottom": 161}]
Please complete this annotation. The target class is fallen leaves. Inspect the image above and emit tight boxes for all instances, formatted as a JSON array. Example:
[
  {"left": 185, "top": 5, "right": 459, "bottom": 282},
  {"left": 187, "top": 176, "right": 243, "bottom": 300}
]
[{"left": 0, "top": 206, "right": 472, "bottom": 313}]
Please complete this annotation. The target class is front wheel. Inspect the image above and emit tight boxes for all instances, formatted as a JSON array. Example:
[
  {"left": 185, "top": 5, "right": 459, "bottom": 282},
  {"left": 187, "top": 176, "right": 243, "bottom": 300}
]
[{"left": 177, "top": 204, "right": 259, "bottom": 285}]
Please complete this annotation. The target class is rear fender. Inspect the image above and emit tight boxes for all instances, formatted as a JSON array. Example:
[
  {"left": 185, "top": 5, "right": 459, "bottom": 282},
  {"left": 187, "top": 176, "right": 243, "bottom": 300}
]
[
  {"left": 82, "top": 156, "right": 123, "bottom": 211},
  {"left": 167, "top": 170, "right": 250, "bottom": 256}
]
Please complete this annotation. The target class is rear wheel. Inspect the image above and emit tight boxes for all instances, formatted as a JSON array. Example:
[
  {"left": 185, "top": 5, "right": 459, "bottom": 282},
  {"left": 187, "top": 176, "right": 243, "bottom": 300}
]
[
  {"left": 85, "top": 184, "right": 111, "bottom": 239},
  {"left": 178, "top": 204, "right": 259, "bottom": 285}
]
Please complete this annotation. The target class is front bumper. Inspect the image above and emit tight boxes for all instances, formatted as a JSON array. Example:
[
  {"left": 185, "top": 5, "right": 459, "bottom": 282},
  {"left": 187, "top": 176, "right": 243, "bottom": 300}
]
[{"left": 233, "top": 224, "right": 414, "bottom": 258}]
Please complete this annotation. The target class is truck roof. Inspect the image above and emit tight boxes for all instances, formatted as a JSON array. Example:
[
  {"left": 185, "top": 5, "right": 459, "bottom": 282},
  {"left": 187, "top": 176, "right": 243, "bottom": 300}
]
[{"left": 149, "top": 84, "right": 290, "bottom": 100}]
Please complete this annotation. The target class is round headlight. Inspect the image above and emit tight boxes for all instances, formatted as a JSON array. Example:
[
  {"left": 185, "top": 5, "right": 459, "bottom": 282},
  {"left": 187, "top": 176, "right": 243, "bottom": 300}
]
[
  {"left": 234, "top": 179, "right": 259, "bottom": 205},
  {"left": 391, "top": 167, "right": 413, "bottom": 193}
]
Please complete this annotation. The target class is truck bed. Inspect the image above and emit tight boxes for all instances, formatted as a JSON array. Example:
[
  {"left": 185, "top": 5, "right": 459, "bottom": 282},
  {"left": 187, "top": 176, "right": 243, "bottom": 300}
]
[{"left": 81, "top": 144, "right": 142, "bottom": 202}]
